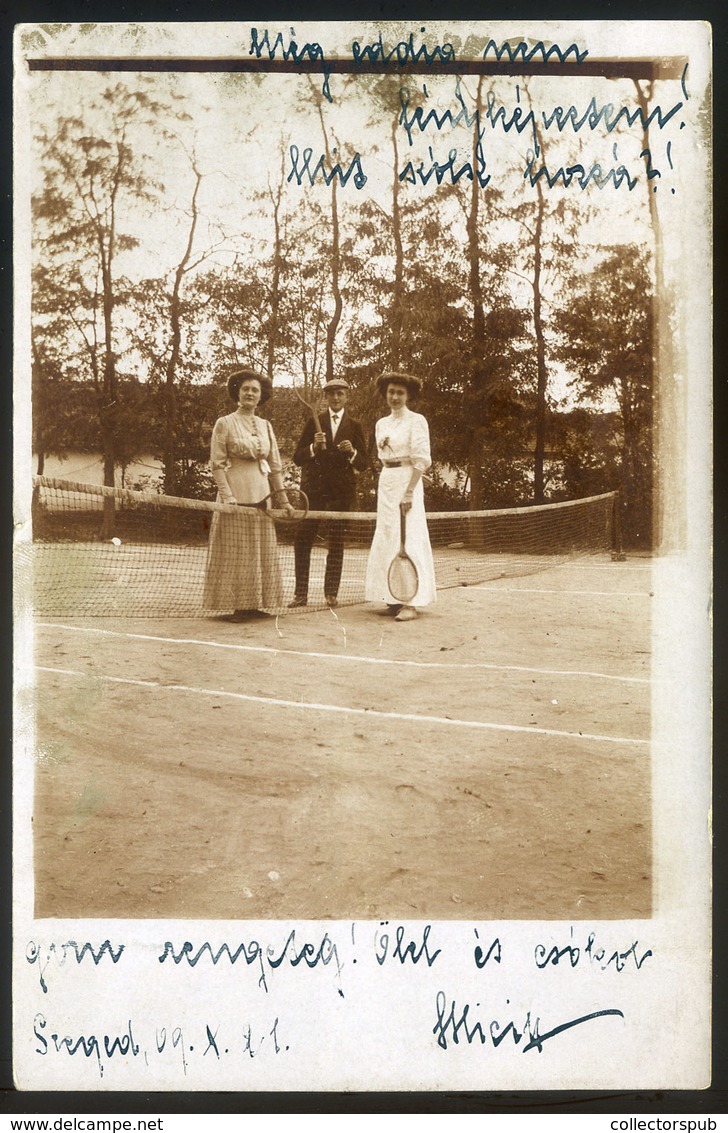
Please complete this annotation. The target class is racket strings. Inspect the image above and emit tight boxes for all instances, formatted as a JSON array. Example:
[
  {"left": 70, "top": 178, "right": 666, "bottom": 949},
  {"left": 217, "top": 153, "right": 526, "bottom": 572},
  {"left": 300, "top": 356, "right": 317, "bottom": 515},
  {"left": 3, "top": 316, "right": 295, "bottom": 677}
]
[{"left": 388, "top": 554, "right": 419, "bottom": 603}]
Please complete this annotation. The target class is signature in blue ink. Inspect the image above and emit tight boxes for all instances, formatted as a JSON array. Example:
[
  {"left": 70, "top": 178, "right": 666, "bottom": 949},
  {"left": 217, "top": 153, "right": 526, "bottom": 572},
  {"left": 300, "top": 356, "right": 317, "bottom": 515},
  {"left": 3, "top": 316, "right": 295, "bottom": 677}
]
[
  {"left": 34, "top": 1013, "right": 139, "bottom": 1079},
  {"left": 433, "top": 991, "right": 623, "bottom": 1053},
  {"left": 399, "top": 80, "right": 538, "bottom": 156},
  {"left": 352, "top": 27, "right": 456, "bottom": 67},
  {"left": 374, "top": 922, "right": 442, "bottom": 967},
  {"left": 26, "top": 939, "right": 125, "bottom": 994},
  {"left": 350, "top": 32, "right": 587, "bottom": 68},
  {"left": 158, "top": 930, "right": 344, "bottom": 996},
  {"left": 482, "top": 39, "right": 588, "bottom": 65},
  {"left": 399, "top": 80, "right": 476, "bottom": 145},
  {"left": 524, "top": 146, "right": 638, "bottom": 191},
  {"left": 541, "top": 94, "right": 683, "bottom": 134},
  {"left": 33, "top": 1014, "right": 286, "bottom": 1079},
  {"left": 400, "top": 141, "right": 490, "bottom": 189},
  {"left": 287, "top": 145, "right": 368, "bottom": 189},
  {"left": 249, "top": 27, "right": 332, "bottom": 101},
  {"left": 534, "top": 930, "right": 653, "bottom": 972}
]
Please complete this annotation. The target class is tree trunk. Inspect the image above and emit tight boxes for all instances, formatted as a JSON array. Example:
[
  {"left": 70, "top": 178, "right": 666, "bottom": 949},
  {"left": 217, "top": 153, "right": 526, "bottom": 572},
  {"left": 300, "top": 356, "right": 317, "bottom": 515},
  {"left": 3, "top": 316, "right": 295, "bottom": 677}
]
[
  {"left": 390, "top": 117, "right": 405, "bottom": 369},
  {"left": 634, "top": 80, "right": 663, "bottom": 550},
  {"left": 102, "top": 450, "right": 116, "bottom": 538},
  {"left": 100, "top": 252, "right": 117, "bottom": 539},
  {"left": 164, "top": 337, "right": 179, "bottom": 495},
  {"left": 325, "top": 177, "right": 342, "bottom": 383},
  {"left": 532, "top": 182, "right": 547, "bottom": 503},
  {"left": 165, "top": 163, "right": 202, "bottom": 496},
  {"left": 267, "top": 153, "right": 285, "bottom": 384},
  {"left": 466, "top": 77, "right": 487, "bottom": 510},
  {"left": 31, "top": 345, "right": 45, "bottom": 478},
  {"left": 99, "top": 146, "right": 122, "bottom": 539},
  {"left": 311, "top": 81, "right": 343, "bottom": 383},
  {"left": 468, "top": 426, "right": 487, "bottom": 513},
  {"left": 466, "top": 75, "right": 486, "bottom": 359},
  {"left": 520, "top": 87, "right": 550, "bottom": 506}
]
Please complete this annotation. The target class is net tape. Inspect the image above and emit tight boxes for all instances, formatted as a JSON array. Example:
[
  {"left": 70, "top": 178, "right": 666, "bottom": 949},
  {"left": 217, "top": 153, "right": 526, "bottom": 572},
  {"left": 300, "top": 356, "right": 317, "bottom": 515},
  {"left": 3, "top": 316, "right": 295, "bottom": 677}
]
[{"left": 28, "top": 476, "right": 618, "bottom": 617}]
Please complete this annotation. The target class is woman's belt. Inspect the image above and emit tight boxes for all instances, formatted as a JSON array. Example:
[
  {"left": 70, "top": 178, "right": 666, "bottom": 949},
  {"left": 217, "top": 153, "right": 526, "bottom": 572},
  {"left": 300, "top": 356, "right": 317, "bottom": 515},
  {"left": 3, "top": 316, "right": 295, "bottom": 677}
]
[{"left": 382, "top": 459, "right": 412, "bottom": 468}]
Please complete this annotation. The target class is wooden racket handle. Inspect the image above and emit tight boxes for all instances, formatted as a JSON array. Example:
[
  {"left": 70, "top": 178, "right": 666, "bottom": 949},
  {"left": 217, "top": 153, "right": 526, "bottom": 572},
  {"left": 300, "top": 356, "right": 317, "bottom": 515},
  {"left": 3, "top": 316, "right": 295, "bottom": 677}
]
[{"left": 293, "top": 385, "right": 322, "bottom": 433}]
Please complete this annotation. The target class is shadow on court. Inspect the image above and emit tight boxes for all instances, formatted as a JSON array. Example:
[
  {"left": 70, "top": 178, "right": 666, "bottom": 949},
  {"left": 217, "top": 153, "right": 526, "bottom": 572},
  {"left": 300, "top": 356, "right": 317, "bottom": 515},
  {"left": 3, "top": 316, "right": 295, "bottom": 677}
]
[{"left": 31, "top": 555, "right": 652, "bottom": 920}]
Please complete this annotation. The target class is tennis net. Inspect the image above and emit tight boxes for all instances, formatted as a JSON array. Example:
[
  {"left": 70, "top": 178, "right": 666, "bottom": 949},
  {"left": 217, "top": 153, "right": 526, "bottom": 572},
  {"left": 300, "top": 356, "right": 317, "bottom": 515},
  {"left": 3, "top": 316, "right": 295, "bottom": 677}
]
[{"left": 26, "top": 476, "right": 621, "bottom": 617}]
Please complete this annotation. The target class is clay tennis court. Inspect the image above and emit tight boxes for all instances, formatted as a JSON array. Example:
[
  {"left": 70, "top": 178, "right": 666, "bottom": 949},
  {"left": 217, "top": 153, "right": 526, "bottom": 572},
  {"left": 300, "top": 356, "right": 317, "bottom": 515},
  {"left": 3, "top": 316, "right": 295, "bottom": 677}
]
[{"left": 31, "top": 551, "right": 652, "bottom": 921}]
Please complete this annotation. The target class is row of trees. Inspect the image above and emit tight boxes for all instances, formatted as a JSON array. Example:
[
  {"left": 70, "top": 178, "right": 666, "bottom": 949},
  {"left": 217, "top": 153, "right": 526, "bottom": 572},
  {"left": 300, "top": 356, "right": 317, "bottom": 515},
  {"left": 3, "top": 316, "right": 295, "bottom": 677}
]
[{"left": 30, "top": 74, "right": 656, "bottom": 544}]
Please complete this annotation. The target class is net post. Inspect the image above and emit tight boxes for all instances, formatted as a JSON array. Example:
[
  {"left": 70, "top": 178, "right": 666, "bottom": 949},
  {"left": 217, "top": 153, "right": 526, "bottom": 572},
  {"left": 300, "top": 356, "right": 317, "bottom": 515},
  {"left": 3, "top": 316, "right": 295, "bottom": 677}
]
[
  {"left": 101, "top": 494, "right": 116, "bottom": 541},
  {"left": 611, "top": 491, "right": 627, "bottom": 562}
]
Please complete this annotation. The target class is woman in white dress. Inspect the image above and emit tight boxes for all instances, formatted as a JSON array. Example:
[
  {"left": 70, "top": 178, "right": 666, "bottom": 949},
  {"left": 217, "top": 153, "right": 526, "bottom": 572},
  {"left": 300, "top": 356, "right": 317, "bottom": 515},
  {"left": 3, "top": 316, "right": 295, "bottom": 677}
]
[
  {"left": 365, "top": 372, "right": 436, "bottom": 621},
  {"left": 203, "top": 368, "right": 291, "bottom": 620}
]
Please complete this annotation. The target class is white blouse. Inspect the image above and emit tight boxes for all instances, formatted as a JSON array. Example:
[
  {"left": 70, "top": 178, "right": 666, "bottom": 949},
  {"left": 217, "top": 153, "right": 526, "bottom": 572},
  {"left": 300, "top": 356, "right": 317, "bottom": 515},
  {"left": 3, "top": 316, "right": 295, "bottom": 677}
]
[
  {"left": 375, "top": 407, "right": 432, "bottom": 473},
  {"left": 209, "top": 411, "right": 283, "bottom": 503}
]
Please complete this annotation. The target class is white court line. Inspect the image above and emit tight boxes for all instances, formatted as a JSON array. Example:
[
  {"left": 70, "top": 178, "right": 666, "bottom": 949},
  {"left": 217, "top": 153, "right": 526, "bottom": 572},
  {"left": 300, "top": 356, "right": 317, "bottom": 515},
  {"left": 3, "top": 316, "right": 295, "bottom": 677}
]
[
  {"left": 35, "top": 665, "right": 649, "bottom": 747},
  {"left": 470, "top": 587, "right": 651, "bottom": 596},
  {"left": 37, "top": 622, "right": 651, "bottom": 686},
  {"left": 556, "top": 561, "right": 651, "bottom": 572}
]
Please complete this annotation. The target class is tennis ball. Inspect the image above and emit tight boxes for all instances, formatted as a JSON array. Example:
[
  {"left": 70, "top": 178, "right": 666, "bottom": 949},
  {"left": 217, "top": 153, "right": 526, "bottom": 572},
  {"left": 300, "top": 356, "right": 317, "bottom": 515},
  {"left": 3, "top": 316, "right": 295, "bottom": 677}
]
[{"left": 111, "top": 537, "right": 122, "bottom": 546}]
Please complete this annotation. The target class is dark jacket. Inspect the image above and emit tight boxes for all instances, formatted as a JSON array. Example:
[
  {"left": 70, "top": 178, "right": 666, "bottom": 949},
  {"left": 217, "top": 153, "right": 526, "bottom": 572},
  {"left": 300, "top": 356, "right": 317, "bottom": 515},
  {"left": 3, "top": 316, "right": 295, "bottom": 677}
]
[{"left": 293, "top": 410, "right": 369, "bottom": 510}]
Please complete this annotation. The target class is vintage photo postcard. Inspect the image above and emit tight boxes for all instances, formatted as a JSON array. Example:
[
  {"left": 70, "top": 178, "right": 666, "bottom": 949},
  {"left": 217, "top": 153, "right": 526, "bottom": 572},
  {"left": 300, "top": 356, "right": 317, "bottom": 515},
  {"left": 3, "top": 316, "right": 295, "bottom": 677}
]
[{"left": 12, "top": 20, "right": 712, "bottom": 1091}]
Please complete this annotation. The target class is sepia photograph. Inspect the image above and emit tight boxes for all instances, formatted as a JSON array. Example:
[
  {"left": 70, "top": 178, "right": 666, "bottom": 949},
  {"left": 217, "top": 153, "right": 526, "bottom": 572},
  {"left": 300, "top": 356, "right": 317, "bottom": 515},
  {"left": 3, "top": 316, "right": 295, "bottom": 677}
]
[{"left": 12, "top": 19, "right": 711, "bottom": 1092}]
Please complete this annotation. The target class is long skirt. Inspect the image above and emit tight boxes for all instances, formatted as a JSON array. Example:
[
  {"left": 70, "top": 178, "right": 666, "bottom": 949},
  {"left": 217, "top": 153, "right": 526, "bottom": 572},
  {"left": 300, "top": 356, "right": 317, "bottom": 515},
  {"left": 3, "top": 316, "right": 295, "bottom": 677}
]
[
  {"left": 203, "top": 507, "right": 284, "bottom": 612},
  {"left": 364, "top": 467, "right": 437, "bottom": 607}
]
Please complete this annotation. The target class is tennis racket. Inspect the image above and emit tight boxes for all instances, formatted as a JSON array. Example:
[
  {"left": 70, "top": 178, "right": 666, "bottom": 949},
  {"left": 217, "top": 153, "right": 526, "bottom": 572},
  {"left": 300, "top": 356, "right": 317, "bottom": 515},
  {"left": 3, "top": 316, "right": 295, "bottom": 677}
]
[
  {"left": 387, "top": 502, "right": 419, "bottom": 603},
  {"left": 292, "top": 381, "right": 325, "bottom": 433},
  {"left": 234, "top": 487, "right": 308, "bottom": 522}
]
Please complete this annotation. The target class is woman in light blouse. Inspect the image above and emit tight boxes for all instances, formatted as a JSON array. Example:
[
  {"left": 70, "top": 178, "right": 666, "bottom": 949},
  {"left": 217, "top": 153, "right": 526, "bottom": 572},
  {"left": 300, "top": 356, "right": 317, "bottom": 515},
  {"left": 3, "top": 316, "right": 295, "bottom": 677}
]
[
  {"left": 203, "top": 368, "right": 290, "bottom": 620},
  {"left": 364, "top": 372, "right": 436, "bottom": 621}
]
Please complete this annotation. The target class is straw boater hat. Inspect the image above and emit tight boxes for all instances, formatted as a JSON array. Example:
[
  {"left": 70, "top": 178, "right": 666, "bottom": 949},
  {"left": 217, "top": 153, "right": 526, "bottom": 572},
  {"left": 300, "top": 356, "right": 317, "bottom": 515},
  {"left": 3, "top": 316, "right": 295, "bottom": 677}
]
[
  {"left": 375, "top": 371, "right": 422, "bottom": 399},
  {"left": 227, "top": 368, "right": 273, "bottom": 404}
]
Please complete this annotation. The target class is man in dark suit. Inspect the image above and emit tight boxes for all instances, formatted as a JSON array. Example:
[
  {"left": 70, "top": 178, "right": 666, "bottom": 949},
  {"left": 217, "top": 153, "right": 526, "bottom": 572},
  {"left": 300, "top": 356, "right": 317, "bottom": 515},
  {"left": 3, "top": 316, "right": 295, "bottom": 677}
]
[{"left": 290, "top": 378, "right": 369, "bottom": 608}]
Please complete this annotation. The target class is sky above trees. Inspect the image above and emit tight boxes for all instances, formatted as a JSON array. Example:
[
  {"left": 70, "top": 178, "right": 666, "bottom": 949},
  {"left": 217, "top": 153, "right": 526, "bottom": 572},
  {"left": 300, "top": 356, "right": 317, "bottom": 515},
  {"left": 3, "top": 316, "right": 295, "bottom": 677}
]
[{"left": 23, "top": 21, "right": 700, "bottom": 539}]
